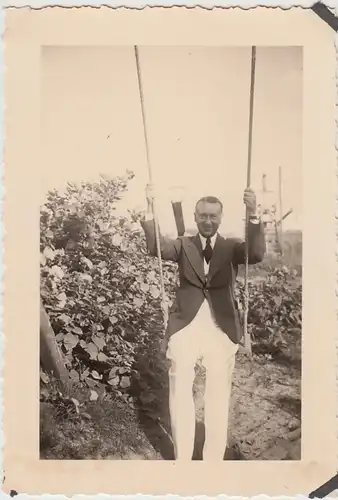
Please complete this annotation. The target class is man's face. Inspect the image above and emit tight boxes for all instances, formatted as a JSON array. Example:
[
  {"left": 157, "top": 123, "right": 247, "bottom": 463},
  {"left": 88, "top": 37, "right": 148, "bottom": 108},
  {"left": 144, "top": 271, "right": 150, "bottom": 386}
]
[{"left": 194, "top": 201, "right": 223, "bottom": 237}]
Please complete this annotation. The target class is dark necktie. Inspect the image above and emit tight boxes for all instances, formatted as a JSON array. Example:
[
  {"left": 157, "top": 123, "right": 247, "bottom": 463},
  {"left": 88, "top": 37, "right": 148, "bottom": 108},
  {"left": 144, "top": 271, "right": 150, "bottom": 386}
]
[{"left": 203, "top": 237, "right": 213, "bottom": 264}]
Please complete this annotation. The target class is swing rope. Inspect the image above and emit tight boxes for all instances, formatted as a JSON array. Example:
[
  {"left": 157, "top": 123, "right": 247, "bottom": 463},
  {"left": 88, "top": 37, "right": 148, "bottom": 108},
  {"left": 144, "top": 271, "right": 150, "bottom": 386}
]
[
  {"left": 134, "top": 46, "right": 169, "bottom": 329},
  {"left": 243, "top": 46, "right": 257, "bottom": 353},
  {"left": 134, "top": 45, "right": 256, "bottom": 340}
]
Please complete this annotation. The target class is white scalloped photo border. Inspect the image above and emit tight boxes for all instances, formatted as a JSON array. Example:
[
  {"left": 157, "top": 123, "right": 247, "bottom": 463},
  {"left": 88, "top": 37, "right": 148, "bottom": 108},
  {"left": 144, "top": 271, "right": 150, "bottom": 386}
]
[{"left": 0, "top": 3, "right": 337, "bottom": 499}]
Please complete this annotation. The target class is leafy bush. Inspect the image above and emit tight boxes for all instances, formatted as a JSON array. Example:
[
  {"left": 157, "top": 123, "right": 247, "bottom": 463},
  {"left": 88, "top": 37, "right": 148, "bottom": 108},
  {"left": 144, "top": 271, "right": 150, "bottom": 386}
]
[
  {"left": 40, "top": 173, "right": 177, "bottom": 402},
  {"left": 40, "top": 174, "right": 302, "bottom": 405},
  {"left": 235, "top": 267, "right": 302, "bottom": 355}
]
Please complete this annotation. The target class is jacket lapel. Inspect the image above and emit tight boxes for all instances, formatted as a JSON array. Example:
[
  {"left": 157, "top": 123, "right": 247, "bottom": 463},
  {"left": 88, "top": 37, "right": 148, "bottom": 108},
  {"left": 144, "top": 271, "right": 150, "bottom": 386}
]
[
  {"left": 183, "top": 235, "right": 205, "bottom": 284},
  {"left": 208, "top": 234, "right": 225, "bottom": 281}
]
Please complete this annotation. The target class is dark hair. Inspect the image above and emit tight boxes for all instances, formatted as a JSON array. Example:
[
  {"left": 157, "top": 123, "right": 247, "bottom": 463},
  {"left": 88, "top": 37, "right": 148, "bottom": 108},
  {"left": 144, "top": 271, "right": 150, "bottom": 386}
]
[{"left": 195, "top": 196, "right": 223, "bottom": 212}]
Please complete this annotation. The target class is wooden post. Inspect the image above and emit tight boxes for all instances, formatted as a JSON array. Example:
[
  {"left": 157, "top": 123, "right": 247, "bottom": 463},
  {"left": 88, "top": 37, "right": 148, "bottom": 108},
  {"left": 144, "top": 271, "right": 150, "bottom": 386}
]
[
  {"left": 40, "top": 298, "right": 70, "bottom": 392},
  {"left": 171, "top": 202, "right": 185, "bottom": 236},
  {"left": 170, "top": 186, "right": 185, "bottom": 236}
]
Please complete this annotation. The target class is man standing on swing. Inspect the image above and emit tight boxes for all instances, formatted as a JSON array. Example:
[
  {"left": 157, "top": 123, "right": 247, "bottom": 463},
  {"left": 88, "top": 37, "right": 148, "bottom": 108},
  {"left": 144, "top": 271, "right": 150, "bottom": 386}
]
[{"left": 141, "top": 184, "right": 265, "bottom": 461}]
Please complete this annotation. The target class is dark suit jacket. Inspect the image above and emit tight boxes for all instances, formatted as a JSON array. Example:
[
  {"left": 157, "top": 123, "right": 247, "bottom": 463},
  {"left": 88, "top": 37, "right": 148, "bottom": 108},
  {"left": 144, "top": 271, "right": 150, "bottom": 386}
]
[{"left": 141, "top": 219, "right": 265, "bottom": 344}]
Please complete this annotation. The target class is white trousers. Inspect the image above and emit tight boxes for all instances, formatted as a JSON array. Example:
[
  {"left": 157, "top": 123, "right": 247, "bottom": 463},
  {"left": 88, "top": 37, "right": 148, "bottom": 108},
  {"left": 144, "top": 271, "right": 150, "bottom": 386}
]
[{"left": 166, "top": 299, "right": 238, "bottom": 461}]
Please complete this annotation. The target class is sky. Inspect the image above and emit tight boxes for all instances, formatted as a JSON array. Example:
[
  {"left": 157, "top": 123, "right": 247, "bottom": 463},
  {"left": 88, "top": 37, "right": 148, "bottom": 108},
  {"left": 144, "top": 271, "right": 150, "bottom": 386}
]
[{"left": 41, "top": 46, "right": 302, "bottom": 237}]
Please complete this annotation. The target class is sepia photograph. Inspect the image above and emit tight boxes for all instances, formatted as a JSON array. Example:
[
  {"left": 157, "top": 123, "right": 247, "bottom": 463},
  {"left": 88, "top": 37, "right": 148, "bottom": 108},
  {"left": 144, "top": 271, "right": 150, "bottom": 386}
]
[
  {"left": 4, "top": 6, "right": 337, "bottom": 496},
  {"left": 39, "top": 44, "right": 302, "bottom": 461}
]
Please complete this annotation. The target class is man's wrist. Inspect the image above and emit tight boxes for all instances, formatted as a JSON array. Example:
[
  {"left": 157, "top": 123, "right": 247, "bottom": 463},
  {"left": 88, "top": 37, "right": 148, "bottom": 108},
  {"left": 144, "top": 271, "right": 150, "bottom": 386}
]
[
  {"left": 144, "top": 200, "right": 154, "bottom": 221},
  {"left": 249, "top": 212, "right": 260, "bottom": 224},
  {"left": 145, "top": 211, "right": 154, "bottom": 221}
]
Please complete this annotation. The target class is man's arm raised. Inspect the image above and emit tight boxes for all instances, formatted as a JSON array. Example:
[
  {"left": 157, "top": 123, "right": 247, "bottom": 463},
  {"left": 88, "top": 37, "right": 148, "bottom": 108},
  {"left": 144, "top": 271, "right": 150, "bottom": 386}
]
[
  {"left": 232, "top": 187, "right": 266, "bottom": 265},
  {"left": 140, "top": 184, "right": 182, "bottom": 263}
]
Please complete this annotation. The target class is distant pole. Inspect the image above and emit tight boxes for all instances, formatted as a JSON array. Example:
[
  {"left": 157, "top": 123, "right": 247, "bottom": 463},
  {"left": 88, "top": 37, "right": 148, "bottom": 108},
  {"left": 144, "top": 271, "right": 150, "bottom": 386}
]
[
  {"left": 261, "top": 173, "right": 269, "bottom": 253},
  {"left": 262, "top": 173, "right": 267, "bottom": 213},
  {"left": 278, "top": 166, "right": 284, "bottom": 256}
]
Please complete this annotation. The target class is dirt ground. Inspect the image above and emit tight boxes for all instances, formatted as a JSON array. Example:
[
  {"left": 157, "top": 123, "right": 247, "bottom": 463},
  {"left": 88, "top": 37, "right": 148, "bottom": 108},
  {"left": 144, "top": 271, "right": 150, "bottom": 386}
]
[
  {"left": 40, "top": 348, "right": 301, "bottom": 460},
  {"left": 196, "top": 354, "right": 301, "bottom": 460}
]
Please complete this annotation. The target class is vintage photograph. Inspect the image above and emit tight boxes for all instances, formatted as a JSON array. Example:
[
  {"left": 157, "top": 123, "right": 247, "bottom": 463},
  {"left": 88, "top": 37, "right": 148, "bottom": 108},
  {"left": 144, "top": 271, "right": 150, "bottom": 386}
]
[
  {"left": 39, "top": 45, "right": 302, "bottom": 461},
  {"left": 4, "top": 4, "right": 337, "bottom": 495}
]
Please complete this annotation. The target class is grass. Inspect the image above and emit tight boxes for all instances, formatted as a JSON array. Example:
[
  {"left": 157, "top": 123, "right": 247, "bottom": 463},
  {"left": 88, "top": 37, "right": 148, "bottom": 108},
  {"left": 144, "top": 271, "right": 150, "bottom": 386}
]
[{"left": 40, "top": 392, "right": 161, "bottom": 460}]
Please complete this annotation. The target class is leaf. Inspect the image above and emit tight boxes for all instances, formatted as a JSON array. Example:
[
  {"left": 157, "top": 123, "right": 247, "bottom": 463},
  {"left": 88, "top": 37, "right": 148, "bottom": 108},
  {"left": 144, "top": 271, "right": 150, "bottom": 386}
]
[
  {"left": 57, "top": 292, "right": 67, "bottom": 302},
  {"left": 148, "top": 270, "right": 156, "bottom": 280},
  {"left": 140, "top": 282, "right": 150, "bottom": 293},
  {"left": 81, "top": 412, "right": 92, "bottom": 420},
  {"left": 85, "top": 377, "right": 99, "bottom": 389},
  {"left": 274, "top": 296, "right": 283, "bottom": 307},
  {"left": 133, "top": 297, "right": 144, "bottom": 308},
  {"left": 40, "top": 371, "right": 50, "bottom": 384},
  {"left": 63, "top": 333, "right": 79, "bottom": 351},
  {"left": 82, "top": 257, "right": 94, "bottom": 270},
  {"left": 120, "top": 376, "right": 131, "bottom": 389},
  {"left": 102, "top": 305, "right": 110, "bottom": 316},
  {"left": 58, "top": 313, "right": 71, "bottom": 324},
  {"left": 107, "top": 376, "right": 119, "bottom": 387},
  {"left": 50, "top": 265, "right": 64, "bottom": 279},
  {"left": 111, "top": 234, "right": 123, "bottom": 247},
  {"left": 40, "top": 387, "right": 49, "bottom": 400},
  {"left": 85, "top": 342, "right": 99, "bottom": 360},
  {"left": 130, "top": 222, "right": 140, "bottom": 232},
  {"left": 91, "top": 370, "right": 102, "bottom": 380},
  {"left": 79, "top": 273, "right": 93, "bottom": 283},
  {"left": 43, "top": 246, "right": 55, "bottom": 261},
  {"left": 108, "top": 367, "right": 119, "bottom": 379},
  {"left": 92, "top": 335, "right": 106, "bottom": 351},
  {"left": 150, "top": 285, "right": 160, "bottom": 299},
  {"left": 90, "top": 390, "right": 99, "bottom": 401},
  {"left": 109, "top": 315, "right": 118, "bottom": 325},
  {"left": 72, "top": 326, "right": 83, "bottom": 335},
  {"left": 97, "top": 219, "right": 109, "bottom": 232},
  {"left": 71, "top": 398, "right": 80, "bottom": 413},
  {"left": 97, "top": 296, "right": 106, "bottom": 303},
  {"left": 98, "top": 352, "right": 109, "bottom": 362},
  {"left": 40, "top": 253, "right": 47, "bottom": 267}
]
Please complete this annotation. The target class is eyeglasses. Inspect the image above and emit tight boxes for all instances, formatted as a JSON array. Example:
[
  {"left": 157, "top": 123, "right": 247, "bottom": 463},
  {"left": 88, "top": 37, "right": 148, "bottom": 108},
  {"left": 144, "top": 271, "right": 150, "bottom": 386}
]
[{"left": 197, "top": 214, "right": 220, "bottom": 222}]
